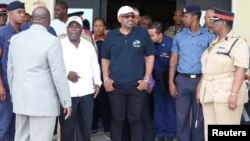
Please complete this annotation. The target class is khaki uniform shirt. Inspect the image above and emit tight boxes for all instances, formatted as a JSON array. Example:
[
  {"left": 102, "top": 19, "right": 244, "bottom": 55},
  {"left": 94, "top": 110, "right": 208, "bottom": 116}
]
[{"left": 200, "top": 31, "right": 249, "bottom": 105}]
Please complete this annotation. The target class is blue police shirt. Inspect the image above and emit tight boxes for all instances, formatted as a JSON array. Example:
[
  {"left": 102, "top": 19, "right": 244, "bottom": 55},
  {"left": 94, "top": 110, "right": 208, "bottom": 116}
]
[
  {"left": 101, "top": 27, "right": 155, "bottom": 88},
  {"left": 171, "top": 27, "right": 215, "bottom": 74},
  {"left": 154, "top": 36, "right": 172, "bottom": 79},
  {"left": 21, "top": 22, "right": 57, "bottom": 36},
  {"left": 0, "top": 23, "right": 18, "bottom": 92}
]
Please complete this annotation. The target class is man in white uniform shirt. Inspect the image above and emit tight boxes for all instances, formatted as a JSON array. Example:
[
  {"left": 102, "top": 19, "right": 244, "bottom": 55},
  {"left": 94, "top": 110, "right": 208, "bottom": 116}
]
[{"left": 59, "top": 16, "right": 102, "bottom": 141}]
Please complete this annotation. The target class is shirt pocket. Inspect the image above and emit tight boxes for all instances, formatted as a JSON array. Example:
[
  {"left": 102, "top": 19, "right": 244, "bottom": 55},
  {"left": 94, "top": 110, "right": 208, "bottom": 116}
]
[{"left": 214, "top": 77, "right": 233, "bottom": 103}]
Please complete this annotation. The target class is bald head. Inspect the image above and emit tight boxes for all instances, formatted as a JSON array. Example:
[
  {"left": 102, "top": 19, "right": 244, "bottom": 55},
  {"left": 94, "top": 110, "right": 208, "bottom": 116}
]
[
  {"left": 32, "top": 0, "right": 47, "bottom": 11},
  {"left": 204, "top": 9, "right": 214, "bottom": 30},
  {"left": 32, "top": 6, "right": 50, "bottom": 28}
]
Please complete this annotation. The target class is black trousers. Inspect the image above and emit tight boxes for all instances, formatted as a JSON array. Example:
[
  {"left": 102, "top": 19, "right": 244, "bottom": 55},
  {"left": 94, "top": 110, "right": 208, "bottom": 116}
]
[
  {"left": 122, "top": 93, "right": 154, "bottom": 141},
  {"left": 108, "top": 88, "right": 146, "bottom": 141},
  {"left": 59, "top": 94, "right": 94, "bottom": 141}
]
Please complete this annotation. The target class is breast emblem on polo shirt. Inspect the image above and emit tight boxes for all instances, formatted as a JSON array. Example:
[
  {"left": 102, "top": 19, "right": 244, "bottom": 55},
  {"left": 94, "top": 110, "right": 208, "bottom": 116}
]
[
  {"left": 160, "top": 52, "right": 169, "bottom": 58},
  {"left": 132, "top": 40, "right": 141, "bottom": 48}
]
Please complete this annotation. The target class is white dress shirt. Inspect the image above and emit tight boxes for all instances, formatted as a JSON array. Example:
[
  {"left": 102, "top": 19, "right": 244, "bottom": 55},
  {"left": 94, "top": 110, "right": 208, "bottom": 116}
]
[
  {"left": 51, "top": 19, "right": 67, "bottom": 36},
  {"left": 61, "top": 37, "right": 102, "bottom": 97}
]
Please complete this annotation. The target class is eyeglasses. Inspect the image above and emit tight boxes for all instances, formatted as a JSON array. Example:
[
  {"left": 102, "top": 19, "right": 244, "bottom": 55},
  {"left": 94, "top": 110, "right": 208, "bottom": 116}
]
[{"left": 120, "top": 15, "right": 135, "bottom": 19}]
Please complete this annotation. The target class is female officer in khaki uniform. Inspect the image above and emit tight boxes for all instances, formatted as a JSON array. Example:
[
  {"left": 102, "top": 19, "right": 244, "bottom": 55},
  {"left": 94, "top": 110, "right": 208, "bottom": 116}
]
[{"left": 196, "top": 8, "right": 249, "bottom": 141}]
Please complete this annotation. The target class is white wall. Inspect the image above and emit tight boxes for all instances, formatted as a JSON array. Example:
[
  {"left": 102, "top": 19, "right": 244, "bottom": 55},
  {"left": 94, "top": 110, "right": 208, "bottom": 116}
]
[
  {"left": 0, "top": 0, "right": 16, "bottom": 4},
  {"left": 232, "top": 0, "right": 250, "bottom": 44}
]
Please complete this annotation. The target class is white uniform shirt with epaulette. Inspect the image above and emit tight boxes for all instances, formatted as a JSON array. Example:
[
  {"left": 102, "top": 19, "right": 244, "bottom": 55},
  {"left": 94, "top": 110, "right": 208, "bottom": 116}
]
[{"left": 200, "top": 30, "right": 249, "bottom": 105}]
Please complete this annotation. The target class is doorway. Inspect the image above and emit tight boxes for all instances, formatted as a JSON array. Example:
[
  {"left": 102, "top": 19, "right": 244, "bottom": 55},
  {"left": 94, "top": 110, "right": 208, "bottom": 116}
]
[{"left": 106, "top": 0, "right": 176, "bottom": 29}]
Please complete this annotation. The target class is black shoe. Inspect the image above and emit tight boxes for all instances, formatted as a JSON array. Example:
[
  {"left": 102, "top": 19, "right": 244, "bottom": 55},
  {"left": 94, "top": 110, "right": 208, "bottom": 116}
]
[
  {"left": 158, "top": 137, "right": 165, "bottom": 141},
  {"left": 167, "top": 138, "right": 173, "bottom": 141}
]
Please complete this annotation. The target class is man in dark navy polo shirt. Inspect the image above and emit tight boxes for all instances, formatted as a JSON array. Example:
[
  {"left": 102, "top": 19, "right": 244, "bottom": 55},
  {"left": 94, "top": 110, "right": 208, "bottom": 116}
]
[
  {"left": 101, "top": 5, "right": 155, "bottom": 141},
  {"left": 0, "top": 1, "right": 25, "bottom": 141}
]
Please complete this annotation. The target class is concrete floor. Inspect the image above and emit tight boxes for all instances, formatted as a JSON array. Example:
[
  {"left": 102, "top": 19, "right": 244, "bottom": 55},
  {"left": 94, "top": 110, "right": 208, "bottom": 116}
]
[
  {"left": 53, "top": 134, "right": 177, "bottom": 141},
  {"left": 52, "top": 132, "right": 110, "bottom": 141}
]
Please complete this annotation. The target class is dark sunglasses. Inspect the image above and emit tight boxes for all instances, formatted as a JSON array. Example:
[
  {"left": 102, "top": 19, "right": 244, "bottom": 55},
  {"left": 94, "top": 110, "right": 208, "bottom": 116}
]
[{"left": 121, "top": 15, "right": 135, "bottom": 19}]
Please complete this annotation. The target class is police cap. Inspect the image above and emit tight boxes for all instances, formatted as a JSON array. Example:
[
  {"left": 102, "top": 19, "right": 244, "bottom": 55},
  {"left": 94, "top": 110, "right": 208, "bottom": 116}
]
[
  {"left": 183, "top": 5, "right": 201, "bottom": 13},
  {"left": 0, "top": 4, "right": 7, "bottom": 14},
  {"left": 68, "top": 11, "right": 84, "bottom": 17},
  {"left": 210, "top": 7, "right": 234, "bottom": 21},
  {"left": 8, "top": 1, "right": 25, "bottom": 11}
]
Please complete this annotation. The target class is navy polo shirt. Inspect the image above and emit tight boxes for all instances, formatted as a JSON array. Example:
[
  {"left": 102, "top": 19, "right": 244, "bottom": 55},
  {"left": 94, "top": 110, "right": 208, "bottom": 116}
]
[
  {"left": 0, "top": 23, "right": 18, "bottom": 92},
  {"left": 101, "top": 27, "right": 155, "bottom": 88},
  {"left": 171, "top": 27, "right": 215, "bottom": 74}
]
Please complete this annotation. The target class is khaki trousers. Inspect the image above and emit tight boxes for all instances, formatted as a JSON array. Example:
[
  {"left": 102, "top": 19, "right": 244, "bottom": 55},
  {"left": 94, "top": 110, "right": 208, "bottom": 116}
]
[{"left": 202, "top": 102, "right": 243, "bottom": 141}]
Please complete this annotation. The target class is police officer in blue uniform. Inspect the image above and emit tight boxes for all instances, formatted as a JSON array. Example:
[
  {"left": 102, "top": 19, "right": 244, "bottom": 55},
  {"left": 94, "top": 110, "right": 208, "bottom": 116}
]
[
  {"left": 0, "top": 1, "right": 25, "bottom": 141},
  {"left": 0, "top": 4, "right": 8, "bottom": 28},
  {"left": 148, "top": 21, "right": 175, "bottom": 141},
  {"left": 169, "top": 5, "right": 215, "bottom": 141}
]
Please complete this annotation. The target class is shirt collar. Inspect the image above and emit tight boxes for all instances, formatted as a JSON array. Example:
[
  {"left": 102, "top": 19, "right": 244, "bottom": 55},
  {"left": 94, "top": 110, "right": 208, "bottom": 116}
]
[
  {"left": 6, "top": 23, "right": 17, "bottom": 34},
  {"left": 115, "top": 27, "right": 135, "bottom": 36},
  {"left": 93, "top": 33, "right": 106, "bottom": 41},
  {"left": 225, "top": 30, "right": 234, "bottom": 40},
  {"left": 210, "top": 30, "right": 234, "bottom": 46},
  {"left": 184, "top": 26, "right": 206, "bottom": 36},
  {"left": 30, "top": 24, "right": 48, "bottom": 31}
]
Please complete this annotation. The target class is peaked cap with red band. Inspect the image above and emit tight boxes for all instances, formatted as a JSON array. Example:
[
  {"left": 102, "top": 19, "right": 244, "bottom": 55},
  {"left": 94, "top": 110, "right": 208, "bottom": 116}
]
[
  {"left": 0, "top": 4, "right": 8, "bottom": 14},
  {"left": 210, "top": 7, "right": 234, "bottom": 21}
]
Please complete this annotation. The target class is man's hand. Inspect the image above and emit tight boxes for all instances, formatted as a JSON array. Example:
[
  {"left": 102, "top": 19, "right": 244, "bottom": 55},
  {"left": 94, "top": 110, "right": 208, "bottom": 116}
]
[
  {"left": 94, "top": 84, "right": 100, "bottom": 98},
  {"left": 0, "top": 84, "right": 6, "bottom": 100},
  {"left": 196, "top": 87, "right": 200, "bottom": 104},
  {"left": 63, "top": 106, "right": 72, "bottom": 120},
  {"left": 137, "top": 80, "right": 148, "bottom": 91},
  {"left": 67, "top": 71, "right": 80, "bottom": 83},
  {"left": 104, "top": 78, "right": 115, "bottom": 92},
  {"left": 169, "top": 82, "right": 177, "bottom": 97}
]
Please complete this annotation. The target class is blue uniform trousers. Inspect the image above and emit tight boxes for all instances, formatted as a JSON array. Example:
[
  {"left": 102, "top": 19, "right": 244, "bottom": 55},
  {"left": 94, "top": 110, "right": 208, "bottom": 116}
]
[
  {"left": 175, "top": 74, "right": 204, "bottom": 141},
  {"left": 153, "top": 81, "right": 176, "bottom": 138},
  {"left": 0, "top": 92, "right": 15, "bottom": 141}
]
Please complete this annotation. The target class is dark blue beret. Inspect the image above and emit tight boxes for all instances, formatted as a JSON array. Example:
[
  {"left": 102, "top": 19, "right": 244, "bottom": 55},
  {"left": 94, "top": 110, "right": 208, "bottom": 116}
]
[
  {"left": 0, "top": 4, "right": 8, "bottom": 14},
  {"left": 8, "top": 1, "right": 25, "bottom": 11},
  {"left": 183, "top": 5, "right": 201, "bottom": 13}
]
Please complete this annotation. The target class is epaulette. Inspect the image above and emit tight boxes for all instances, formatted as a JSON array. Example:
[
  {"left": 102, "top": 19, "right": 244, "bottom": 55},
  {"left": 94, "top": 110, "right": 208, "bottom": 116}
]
[
  {"left": 58, "top": 33, "right": 67, "bottom": 39},
  {"left": 81, "top": 33, "right": 98, "bottom": 53},
  {"left": 81, "top": 33, "right": 93, "bottom": 43}
]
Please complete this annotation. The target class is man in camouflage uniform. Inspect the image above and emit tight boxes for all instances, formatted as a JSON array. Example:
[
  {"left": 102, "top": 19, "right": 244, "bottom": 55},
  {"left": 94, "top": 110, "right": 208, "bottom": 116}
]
[{"left": 164, "top": 9, "right": 184, "bottom": 39}]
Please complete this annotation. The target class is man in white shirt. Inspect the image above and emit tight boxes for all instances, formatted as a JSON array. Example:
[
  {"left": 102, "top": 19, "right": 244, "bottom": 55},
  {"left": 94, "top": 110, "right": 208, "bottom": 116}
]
[
  {"left": 50, "top": 0, "right": 68, "bottom": 36},
  {"left": 59, "top": 16, "right": 102, "bottom": 141}
]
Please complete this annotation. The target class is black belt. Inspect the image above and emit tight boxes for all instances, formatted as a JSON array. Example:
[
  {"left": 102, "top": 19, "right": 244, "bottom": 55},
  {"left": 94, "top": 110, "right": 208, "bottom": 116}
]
[{"left": 178, "top": 73, "right": 202, "bottom": 78}]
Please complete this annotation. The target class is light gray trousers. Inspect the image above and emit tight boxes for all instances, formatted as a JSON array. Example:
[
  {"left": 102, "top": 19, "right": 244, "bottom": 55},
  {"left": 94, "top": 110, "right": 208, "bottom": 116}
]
[{"left": 15, "top": 114, "right": 56, "bottom": 141}]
